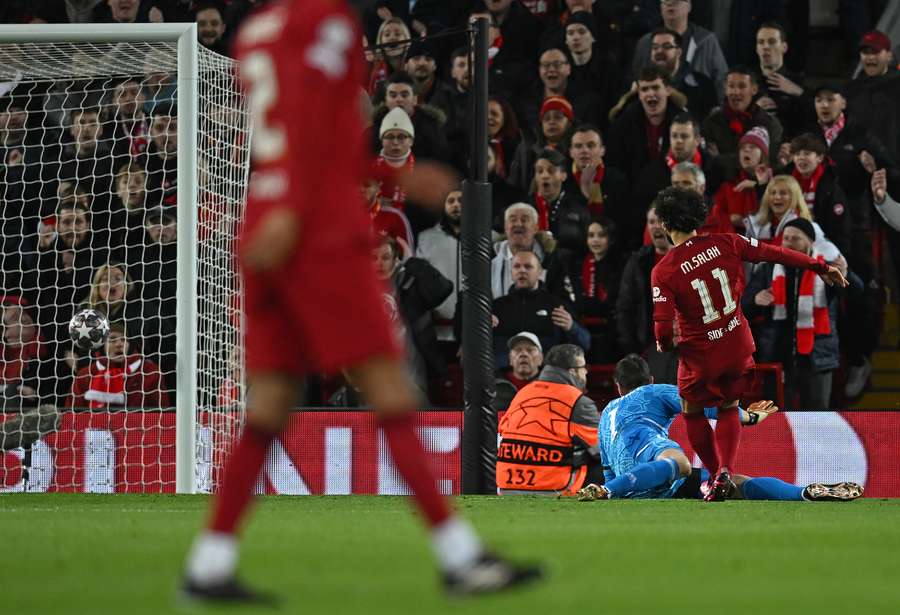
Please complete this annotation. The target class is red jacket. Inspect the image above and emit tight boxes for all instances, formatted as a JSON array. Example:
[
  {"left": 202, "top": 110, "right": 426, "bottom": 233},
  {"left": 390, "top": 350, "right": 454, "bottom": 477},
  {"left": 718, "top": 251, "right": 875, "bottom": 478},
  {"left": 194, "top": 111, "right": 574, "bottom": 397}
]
[
  {"left": 68, "top": 355, "right": 170, "bottom": 409},
  {"left": 712, "top": 171, "right": 761, "bottom": 230}
]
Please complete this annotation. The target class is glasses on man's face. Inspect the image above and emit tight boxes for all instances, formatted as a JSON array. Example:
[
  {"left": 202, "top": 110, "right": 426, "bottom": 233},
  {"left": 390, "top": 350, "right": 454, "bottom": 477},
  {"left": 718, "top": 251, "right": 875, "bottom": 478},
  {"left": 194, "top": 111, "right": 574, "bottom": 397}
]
[
  {"left": 571, "top": 363, "right": 588, "bottom": 371},
  {"left": 651, "top": 43, "right": 678, "bottom": 51},
  {"left": 382, "top": 134, "right": 411, "bottom": 142},
  {"left": 539, "top": 61, "right": 568, "bottom": 70}
]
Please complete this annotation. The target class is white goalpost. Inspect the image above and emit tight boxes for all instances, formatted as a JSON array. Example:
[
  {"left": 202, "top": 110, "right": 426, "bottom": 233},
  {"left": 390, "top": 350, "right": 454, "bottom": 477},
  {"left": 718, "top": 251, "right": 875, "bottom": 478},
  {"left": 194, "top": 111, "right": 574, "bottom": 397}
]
[{"left": 0, "top": 24, "right": 251, "bottom": 494}]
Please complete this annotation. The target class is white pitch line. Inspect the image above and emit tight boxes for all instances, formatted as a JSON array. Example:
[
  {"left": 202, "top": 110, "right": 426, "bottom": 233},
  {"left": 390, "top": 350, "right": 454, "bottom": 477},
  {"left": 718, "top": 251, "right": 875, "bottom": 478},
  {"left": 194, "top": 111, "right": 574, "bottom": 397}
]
[{"left": 0, "top": 507, "right": 199, "bottom": 513}]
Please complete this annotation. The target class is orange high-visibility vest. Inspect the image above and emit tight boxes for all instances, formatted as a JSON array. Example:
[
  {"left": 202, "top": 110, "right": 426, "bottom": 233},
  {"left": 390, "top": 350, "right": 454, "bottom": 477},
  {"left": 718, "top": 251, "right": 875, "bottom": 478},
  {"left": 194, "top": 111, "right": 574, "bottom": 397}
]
[{"left": 496, "top": 379, "right": 587, "bottom": 493}]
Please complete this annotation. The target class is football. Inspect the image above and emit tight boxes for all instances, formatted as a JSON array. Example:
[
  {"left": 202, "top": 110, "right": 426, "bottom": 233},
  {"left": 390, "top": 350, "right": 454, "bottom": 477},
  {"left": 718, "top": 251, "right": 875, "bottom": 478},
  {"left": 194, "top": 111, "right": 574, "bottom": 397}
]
[{"left": 68, "top": 309, "right": 111, "bottom": 350}]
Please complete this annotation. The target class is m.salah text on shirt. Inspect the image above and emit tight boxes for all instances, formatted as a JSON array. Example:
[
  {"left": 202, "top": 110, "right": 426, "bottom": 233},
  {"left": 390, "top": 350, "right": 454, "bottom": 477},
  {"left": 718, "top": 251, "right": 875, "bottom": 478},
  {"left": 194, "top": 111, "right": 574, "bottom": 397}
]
[{"left": 679, "top": 244, "right": 722, "bottom": 274}]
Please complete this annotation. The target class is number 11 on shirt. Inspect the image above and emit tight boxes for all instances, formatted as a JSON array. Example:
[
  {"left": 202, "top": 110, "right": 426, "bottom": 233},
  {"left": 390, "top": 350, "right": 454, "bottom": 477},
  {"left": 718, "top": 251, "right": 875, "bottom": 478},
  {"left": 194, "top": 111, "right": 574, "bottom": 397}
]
[{"left": 690, "top": 267, "right": 737, "bottom": 325}]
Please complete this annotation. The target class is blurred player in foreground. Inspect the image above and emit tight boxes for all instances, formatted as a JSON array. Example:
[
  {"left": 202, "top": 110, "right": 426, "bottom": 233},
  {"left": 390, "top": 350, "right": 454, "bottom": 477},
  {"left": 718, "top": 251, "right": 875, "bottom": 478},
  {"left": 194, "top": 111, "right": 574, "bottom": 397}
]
[
  {"left": 182, "top": 0, "right": 540, "bottom": 604},
  {"left": 577, "top": 354, "right": 863, "bottom": 502},
  {"left": 650, "top": 187, "right": 847, "bottom": 501}
]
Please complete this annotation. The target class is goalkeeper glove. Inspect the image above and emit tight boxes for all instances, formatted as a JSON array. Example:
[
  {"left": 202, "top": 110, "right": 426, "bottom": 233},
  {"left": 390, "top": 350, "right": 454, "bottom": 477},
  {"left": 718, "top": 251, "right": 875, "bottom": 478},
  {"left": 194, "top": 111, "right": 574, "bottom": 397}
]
[{"left": 745, "top": 400, "right": 778, "bottom": 426}]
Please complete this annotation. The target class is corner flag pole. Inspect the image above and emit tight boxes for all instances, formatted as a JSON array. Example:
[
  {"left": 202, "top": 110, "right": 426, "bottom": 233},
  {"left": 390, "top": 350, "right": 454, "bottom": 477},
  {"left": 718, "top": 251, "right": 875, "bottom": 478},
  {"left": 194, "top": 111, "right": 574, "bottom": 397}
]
[{"left": 460, "top": 15, "right": 496, "bottom": 494}]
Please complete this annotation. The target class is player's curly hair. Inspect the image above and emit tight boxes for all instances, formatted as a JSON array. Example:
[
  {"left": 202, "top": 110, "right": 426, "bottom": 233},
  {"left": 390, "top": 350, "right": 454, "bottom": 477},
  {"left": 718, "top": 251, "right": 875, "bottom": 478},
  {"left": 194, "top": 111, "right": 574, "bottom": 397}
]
[{"left": 652, "top": 186, "right": 707, "bottom": 234}]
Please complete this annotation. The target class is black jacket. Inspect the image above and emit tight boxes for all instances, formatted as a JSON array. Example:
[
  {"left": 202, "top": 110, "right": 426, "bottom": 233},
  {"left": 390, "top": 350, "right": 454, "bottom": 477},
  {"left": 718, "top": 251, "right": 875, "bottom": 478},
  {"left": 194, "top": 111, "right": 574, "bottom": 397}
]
[
  {"left": 815, "top": 114, "right": 900, "bottom": 208},
  {"left": 615, "top": 245, "right": 657, "bottom": 354},
  {"left": 846, "top": 70, "right": 900, "bottom": 160},
  {"left": 563, "top": 164, "right": 633, "bottom": 247},
  {"left": 606, "top": 99, "right": 684, "bottom": 184},
  {"left": 508, "top": 132, "right": 571, "bottom": 193},
  {"left": 814, "top": 115, "right": 900, "bottom": 276},
  {"left": 484, "top": 1, "right": 540, "bottom": 102},
  {"left": 492, "top": 284, "right": 591, "bottom": 366},
  {"left": 30, "top": 242, "right": 106, "bottom": 346},
  {"left": 533, "top": 189, "right": 591, "bottom": 256},
  {"left": 393, "top": 257, "right": 453, "bottom": 379},
  {"left": 490, "top": 173, "right": 528, "bottom": 233},
  {"left": 444, "top": 83, "right": 470, "bottom": 174},
  {"left": 568, "top": 52, "right": 623, "bottom": 132},
  {"left": 752, "top": 65, "right": 811, "bottom": 139},
  {"left": 672, "top": 62, "right": 718, "bottom": 122},
  {"left": 785, "top": 163, "right": 852, "bottom": 260},
  {"left": 565, "top": 249, "right": 625, "bottom": 363}
]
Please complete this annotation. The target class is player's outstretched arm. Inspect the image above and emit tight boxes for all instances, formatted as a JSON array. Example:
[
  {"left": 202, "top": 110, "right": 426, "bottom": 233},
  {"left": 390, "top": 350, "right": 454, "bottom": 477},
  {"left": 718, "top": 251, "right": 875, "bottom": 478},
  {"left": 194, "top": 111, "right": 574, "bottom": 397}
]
[
  {"left": 818, "top": 264, "right": 848, "bottom": 288},
  {"left": 399, "top": 161, "right": 460, "bottom": 211},
  {"left": 739, "top": 236, "right": 848, "bottom": 287}
]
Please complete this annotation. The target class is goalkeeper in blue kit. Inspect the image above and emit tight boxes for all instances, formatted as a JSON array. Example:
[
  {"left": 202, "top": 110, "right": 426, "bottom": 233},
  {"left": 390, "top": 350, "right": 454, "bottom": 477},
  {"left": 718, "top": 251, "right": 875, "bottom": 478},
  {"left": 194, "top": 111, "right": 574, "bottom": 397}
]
[{"left": 576, "top": 355, "right": 863, "bottom": 502}]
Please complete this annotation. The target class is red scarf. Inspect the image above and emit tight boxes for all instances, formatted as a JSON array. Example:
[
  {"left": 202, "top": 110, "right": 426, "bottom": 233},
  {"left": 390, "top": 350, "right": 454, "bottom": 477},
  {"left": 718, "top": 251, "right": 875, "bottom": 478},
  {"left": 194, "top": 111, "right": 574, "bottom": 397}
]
[
  {"left": 771, "top": 254, "right": 830, "bottom": 354},
  {"left": 367, "top": 192, "right": 381, "bottom": 218},
  {"left": 533, "top": 194, "right": 551, "bottom": 230},
  {"left": 490, "top": 138, "right": 507, "bottom": 178},
  {"left": 820, "top": 113, "right": 846, "bottom": 147},
  {"left": 666, "top": 148, "right": 702, "bottom": 170},
  {"left": 581, "top": 256, "right": 608, "bottom": 301},
  {"left": 488, "top": 35, "right": 503, "bottom": 67},
  {"left": 125, "top": 118, "right": 149, "bottom": 157},
  {"left": 723, "top": 102, "right": 754, "bottom": 137},
  {"left": 572, "top": 163, "right": 605, "bottom": 214},
  {"left": 371, "top": 153, "right": 415, "bottom": 210},
  {"left": 505, "top": 372, "right": 534, "bottom": 390},
  {"left": 645, "top": 121, "right": 664, "bottom": 159},
  {"left": 367, "top": 58, "right": 389, "bottom": 95},
  {"left": 218, "top": 376, "right": 240, "bottom": 408},
  {"left": 85, "top": 359, "right": 132, "bottom": 408},
  {"left": 792, "top": 163, "right": 825, "bottom": 211}
]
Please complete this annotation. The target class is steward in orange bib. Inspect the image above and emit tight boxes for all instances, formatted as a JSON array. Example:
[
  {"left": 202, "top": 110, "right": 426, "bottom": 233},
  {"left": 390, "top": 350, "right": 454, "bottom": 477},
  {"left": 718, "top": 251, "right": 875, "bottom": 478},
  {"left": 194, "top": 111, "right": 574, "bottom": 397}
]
[{"left": 497, "top": 344, "right": 600, "bottom": 496}]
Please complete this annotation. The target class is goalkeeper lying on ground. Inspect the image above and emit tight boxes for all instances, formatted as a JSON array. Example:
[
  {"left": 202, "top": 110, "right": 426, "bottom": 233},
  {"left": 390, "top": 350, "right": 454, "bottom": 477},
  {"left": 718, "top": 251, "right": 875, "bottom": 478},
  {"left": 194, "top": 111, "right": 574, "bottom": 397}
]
[{"left": 576, "top": 354, "right": 862, "bottom": 502}]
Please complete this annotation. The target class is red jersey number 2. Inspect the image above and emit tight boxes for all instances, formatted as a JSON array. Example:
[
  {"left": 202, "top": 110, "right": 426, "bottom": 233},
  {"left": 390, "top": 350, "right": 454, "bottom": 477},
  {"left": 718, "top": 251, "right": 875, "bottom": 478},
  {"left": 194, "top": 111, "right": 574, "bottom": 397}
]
[
  {"left": 690, "top": 267, "right": 737, "bottom": 325},
  {"left": 242, "top": 51, "right": 287, "bottom": 164}
]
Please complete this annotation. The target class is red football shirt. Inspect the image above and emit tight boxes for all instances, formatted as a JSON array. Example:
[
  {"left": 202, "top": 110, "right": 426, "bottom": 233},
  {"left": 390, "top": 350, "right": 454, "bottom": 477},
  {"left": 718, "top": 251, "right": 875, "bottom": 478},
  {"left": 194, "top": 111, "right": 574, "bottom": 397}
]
[
  {"left": 233, "top": 0, "right": 373, "bottom": 257},
  {"left": 651, "top": 233, "right": 827, "bottom": 363}
]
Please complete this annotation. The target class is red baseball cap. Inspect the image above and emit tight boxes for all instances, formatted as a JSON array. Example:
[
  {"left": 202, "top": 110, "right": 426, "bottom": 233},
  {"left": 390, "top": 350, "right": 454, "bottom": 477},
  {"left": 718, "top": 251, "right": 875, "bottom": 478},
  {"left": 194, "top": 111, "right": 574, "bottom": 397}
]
[{"left": 859, "top": 30, "right": 891, "bottom": 52}]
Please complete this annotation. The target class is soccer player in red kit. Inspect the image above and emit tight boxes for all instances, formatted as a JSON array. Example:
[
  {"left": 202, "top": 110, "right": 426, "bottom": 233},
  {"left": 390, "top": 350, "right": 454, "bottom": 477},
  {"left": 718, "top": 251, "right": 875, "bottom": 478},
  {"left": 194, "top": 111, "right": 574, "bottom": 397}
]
[
  {"left": 182, "top": 0, "right": 540, "bottom": 603},
  {"left": 650, "top": 187, "right": 847, "bottom": 501}
]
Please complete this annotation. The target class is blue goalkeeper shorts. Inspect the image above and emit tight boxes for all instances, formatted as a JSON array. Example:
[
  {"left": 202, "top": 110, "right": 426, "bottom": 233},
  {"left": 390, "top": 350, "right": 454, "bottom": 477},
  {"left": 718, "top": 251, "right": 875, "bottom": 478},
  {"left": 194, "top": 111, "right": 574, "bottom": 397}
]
[{"left": 607, "top": 426, "right": 687, "bottom": 499}]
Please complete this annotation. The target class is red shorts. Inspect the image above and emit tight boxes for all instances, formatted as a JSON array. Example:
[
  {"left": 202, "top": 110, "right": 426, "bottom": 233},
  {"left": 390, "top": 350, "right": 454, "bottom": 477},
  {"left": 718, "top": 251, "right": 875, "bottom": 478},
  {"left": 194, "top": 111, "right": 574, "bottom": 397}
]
[
  {"left": 677, "top": 348, "right": 755, "bottom": 407},
  {"left": 241, "top": 247, "right": 401, "bottom": 377}
]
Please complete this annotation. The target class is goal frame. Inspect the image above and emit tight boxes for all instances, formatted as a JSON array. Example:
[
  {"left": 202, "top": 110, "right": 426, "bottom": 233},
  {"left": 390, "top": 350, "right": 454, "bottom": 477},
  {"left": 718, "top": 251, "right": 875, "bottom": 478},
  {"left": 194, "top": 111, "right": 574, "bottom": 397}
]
[{"left": 0, "top": 23, "right": 201, "bottom": 493}]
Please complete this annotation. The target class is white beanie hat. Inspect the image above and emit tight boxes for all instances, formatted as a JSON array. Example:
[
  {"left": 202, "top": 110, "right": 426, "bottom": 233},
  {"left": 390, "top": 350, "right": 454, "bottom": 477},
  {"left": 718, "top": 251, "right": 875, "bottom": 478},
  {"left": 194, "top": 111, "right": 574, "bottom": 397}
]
[{"left": 379, "top": 107, "right": 415, "bottom": 139}]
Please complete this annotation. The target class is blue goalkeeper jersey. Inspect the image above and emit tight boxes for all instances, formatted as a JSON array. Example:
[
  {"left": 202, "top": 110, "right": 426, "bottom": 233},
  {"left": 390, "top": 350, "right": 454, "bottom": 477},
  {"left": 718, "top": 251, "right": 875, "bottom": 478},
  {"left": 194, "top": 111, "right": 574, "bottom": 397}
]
[{"left": 598, "top": 384, "right": 720, "bottom": 498}]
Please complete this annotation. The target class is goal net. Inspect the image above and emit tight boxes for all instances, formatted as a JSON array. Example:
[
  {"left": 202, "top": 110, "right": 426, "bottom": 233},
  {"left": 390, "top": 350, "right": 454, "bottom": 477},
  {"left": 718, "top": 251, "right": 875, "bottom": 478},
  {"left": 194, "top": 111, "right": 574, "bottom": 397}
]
[{"left": 0, "top": 25, "right": 250, "bottom": 493}]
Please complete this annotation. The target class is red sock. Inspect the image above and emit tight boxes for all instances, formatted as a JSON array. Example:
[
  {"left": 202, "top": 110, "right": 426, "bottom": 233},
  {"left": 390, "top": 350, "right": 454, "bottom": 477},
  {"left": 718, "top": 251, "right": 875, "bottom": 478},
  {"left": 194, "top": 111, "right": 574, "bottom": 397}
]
[
  {"left": 714, "top": 407, "right": 742, "bottom": 472},
  {"left": 210, "top": 423, "right": 273, "bottom": 534},
  {"left": 380, "top": 412, "right": 452, "bottom": 527},
  {"left": 683, "top": 412, "right": 719, "bottom": 475}
]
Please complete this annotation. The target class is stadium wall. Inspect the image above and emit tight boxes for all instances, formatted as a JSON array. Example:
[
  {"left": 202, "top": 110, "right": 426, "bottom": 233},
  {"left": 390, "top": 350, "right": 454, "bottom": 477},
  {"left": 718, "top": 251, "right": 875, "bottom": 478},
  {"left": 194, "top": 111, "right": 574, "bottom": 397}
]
[{"left": 1, "top": 410, "right": 898, "bottom": 496}]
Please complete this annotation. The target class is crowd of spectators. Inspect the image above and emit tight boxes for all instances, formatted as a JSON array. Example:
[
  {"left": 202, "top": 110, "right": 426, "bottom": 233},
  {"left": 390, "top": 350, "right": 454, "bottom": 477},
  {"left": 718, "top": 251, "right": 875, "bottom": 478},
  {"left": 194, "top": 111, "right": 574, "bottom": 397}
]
[
  {"left": 2, "top": 1, "right": 900, "bottom": 410},
  {"left": 350, "top": 0, "right": 900, "bottom": 410}
]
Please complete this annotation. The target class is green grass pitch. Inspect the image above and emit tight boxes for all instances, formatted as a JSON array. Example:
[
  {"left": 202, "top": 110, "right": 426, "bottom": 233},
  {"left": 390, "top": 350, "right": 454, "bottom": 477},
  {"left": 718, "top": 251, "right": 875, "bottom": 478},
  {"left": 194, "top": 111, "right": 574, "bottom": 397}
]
[{"left": 3, "top": 494, "right": 899, "bottom": 614}]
